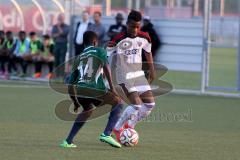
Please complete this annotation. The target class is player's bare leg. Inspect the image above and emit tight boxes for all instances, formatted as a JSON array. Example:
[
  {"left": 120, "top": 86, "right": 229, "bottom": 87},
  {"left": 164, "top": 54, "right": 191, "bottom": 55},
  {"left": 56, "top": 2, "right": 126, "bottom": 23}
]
[
  {"left": 98, "top": 91, "right": 123, "bottom": 148},
  {"left": 114, "top": 84, "right": 143, "bottom": 135},
  {"left": 62, "top": 90, "right": 123, "bottom": 148},
  {"left": 127, "top": 90, "right": 155, "bottom": 128}
]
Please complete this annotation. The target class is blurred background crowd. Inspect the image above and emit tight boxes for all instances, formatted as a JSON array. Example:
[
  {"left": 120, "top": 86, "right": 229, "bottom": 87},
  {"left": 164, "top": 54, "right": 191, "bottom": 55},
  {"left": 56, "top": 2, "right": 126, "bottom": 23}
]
[
  {"left": 0, "top": 0, "right": 239, "bottom": 88},
  {"left": 0, "top": 10, "right": 161, "bottom": 80}
]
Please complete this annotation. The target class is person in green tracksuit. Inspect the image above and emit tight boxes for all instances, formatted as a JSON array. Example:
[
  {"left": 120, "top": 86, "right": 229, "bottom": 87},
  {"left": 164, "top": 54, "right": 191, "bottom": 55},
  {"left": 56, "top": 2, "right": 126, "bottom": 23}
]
[
  {"left": 37, "top": 35, "right": 55, "bottom": 79},
  {"left": 29, "top": 32, "right": 43, "bottom": 78}
]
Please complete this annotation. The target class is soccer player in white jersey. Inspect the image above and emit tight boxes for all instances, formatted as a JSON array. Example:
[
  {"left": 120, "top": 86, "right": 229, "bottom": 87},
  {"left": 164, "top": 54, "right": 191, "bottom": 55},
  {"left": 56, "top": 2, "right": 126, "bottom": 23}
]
[{"left": 107, "top": 10, "right": 156, "bottom": 141}]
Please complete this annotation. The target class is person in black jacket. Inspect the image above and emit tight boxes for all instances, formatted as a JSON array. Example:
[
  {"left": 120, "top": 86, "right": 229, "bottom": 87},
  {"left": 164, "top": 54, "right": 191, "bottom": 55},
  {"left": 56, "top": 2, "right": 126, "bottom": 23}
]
[
  {"left": 5, "top": 31, "right": 17, "bottom": 77},
  {"left": 74, "top": 11, "right": 92, "bottom": 56},
  {"left": 0, "top": 30, "right": 7, "bottom": 76},
  {"left": 107, "top": 13, "right": 127, "bottom": 40},
  {"left": 141, "top": 16, "right": 161, "bottom": 62}
]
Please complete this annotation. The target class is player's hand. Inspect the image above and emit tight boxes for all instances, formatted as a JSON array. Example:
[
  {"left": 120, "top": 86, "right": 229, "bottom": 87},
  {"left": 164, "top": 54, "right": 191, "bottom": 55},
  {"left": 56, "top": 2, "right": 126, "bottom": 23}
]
[
  {"left": 111, "top": 88, "right": 118, "bottom": 97},
  {"left": 73, "top": 101, "right": 80, "bottom": 113},
  {"left": 148, "top": 70, "right": 156, "bottom": 84}
]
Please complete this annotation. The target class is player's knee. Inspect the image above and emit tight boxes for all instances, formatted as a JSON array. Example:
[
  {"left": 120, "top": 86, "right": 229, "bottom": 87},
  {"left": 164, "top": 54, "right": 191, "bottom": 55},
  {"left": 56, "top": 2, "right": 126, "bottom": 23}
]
[
  {"left": 75, "top": 109, "right": 93, "bottom": 122},
  {"left": 82, "top": 104, "right": 94, "bottom": 113},
  {"left": 140, "top": 102, "right": 156, "bottom": 118},
  {"left": 144, "top": 102, "right": 155, "bottom": 110},
  {"left": 111, "top": 96, "right": 122, "bottom": 106},
  {"left": 82, "top": 108, "right": 93, "bottom": 117},
  {"left": 140, "top": 91, "right": 155, "bottom": 103}
]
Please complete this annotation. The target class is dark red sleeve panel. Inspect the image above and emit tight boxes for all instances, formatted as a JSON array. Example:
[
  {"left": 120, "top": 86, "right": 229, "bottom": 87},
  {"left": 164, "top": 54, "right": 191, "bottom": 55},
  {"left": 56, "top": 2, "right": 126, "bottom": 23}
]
[
  {"left": 138, "top": 31, "right": 151, "bottom": 43},
  {"left": 107, "top": 32, "right": 127, "bottom": 47}
]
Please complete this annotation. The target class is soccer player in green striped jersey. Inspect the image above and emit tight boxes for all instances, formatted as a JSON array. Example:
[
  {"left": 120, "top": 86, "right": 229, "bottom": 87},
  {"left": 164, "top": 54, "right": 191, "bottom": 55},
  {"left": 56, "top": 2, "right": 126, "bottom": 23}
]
[{"left": 60, "top": 31, "right": 123, "bottom": 148}]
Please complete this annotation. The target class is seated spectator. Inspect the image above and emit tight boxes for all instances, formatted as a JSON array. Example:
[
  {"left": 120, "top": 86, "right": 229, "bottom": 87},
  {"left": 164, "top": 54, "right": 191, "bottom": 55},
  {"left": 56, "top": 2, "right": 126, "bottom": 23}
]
[
  {"left": 34, "top": 35, "right": 55, "bottom": 79},
  {"left": 29, "top": 32, "right": 44, "bottom": 78},
  {"left": 29, "top": 32, "right": 42, "bottom": 60},
  {"left": 14, "top": 31, "right": 31, "bottom": 77},
  {"left": 107, "top": 13, "right": 127, "bottom": 40},
  {"left": 5, "top": 31, "right": 17, "bottom": 77},
  {"left": 0, "top": 30, "right": 7, "bottom": 77}
]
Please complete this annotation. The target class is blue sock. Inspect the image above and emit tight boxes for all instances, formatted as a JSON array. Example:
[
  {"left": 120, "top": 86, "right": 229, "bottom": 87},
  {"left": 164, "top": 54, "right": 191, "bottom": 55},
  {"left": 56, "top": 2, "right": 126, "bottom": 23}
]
[
  {"left": 66, "top": 121, "right": 85, "bottom": 144},
  {"left": 66, "top": 111, "right": 91, "bottom": 144},
  {"left": 103, "top": 103, "right": 124, "bottom": 136}
]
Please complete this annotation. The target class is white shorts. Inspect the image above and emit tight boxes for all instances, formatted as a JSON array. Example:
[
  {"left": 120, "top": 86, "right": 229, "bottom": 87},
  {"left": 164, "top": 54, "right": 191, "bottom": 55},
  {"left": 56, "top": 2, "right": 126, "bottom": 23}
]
[{"left": 118, "top": 71, "right": 151, "bottom": 94}]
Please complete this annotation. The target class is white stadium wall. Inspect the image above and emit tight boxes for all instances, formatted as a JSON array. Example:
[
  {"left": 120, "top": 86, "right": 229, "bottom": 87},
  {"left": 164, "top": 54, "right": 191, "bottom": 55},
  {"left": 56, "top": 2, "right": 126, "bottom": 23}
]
[
  {"left": 152, "top": 19, "right": 203, "bottom": 72},
  {"left": 74, "top": 17, "right": 204, "bottom": 72}
]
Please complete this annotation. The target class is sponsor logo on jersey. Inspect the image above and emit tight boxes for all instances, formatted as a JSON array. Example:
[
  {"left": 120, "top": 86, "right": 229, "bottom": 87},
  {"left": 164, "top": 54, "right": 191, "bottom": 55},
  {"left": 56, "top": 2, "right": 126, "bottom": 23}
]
[{"left": 124, "top": 49, "right": 139, "bottom": 55}]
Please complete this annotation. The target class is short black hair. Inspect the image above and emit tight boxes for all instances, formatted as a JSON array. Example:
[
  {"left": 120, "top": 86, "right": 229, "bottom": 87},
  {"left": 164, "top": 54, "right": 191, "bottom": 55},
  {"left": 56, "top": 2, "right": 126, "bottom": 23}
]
[
  {"left": 29, "top": 31, "right": 36, "bottom": 36},
  {"left": 0, "top": 30, "right": 5, "bottom": 36},
  {"left": 6, "top": 31, "right": 13, "bottom": 36},
  {"left": 82, "top": 10, "right": 89, "bottom": 14},
  {"left": 94, "top": 11, "right": 102, "bottom": 17},
  {"left": 127, "top": 10, "right": 142, "bottom": 22},
  {"left": 43, "top": 34, "right": 50, "bottom": 40},
  {"left": 83, "top": 31, "right": 98, "bottom": 46},
  {"left": 19, "top": 31, "right": 26, "bottom": 35},
  {"left": 116, "top": 13, "right": 124, "bottom": 20}
]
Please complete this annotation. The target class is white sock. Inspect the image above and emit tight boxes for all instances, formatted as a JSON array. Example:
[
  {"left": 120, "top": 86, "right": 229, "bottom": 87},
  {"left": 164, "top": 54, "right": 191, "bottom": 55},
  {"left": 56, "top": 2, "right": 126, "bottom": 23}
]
[
  {"left": 128, "top": 102, "right": 155, "bottom": 128},
  {"left": 114, "top": 105, "right": 141, "bottom": 131}
]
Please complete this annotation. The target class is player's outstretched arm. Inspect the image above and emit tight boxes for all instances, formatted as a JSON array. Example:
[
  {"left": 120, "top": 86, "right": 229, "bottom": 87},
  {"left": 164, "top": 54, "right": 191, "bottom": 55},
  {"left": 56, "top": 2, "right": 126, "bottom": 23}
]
[{"left": 144, "top": 52, "right": 156, "bottom": 84}]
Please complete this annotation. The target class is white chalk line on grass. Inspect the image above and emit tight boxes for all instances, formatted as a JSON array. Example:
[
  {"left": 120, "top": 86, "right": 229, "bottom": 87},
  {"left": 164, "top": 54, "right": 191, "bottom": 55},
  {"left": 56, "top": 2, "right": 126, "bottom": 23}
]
[
  {"left": 0, "top": 78, "right": 50, "bottom": 88},
  {"left": 0, "top": 83, "right": 49, "bottom": 89}
]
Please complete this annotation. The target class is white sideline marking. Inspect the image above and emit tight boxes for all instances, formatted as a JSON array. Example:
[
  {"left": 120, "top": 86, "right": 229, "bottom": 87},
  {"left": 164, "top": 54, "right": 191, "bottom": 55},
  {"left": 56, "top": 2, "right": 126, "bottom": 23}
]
[{"left": 0, "top": 84, "right": 49, "bottom": 89}]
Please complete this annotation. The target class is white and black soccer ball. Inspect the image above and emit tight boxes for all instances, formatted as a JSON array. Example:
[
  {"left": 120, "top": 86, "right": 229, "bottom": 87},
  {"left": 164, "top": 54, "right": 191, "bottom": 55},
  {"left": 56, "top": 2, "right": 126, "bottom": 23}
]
[{"left": 120, "top": 128, "right": 139, "bottom": 147}]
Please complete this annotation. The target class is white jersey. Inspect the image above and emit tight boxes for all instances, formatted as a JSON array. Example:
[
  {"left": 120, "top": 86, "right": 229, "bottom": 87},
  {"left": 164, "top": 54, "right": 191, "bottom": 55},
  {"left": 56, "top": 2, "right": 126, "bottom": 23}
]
[{"left": 107, "top": 31, "right": 152, "bottom": 93}]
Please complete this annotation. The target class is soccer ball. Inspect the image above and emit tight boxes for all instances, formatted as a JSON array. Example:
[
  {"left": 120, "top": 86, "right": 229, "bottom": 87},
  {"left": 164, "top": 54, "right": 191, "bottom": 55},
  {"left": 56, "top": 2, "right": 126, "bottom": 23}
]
[{"left": 120, "top": 128, "right": 139, "bottom": 147}]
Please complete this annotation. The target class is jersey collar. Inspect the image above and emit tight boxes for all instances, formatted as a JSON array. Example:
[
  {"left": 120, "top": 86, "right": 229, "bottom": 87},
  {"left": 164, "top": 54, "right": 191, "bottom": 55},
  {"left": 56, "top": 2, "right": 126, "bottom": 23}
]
[{"left": 83, "top": 45, "right": 94, "bottom": 51}]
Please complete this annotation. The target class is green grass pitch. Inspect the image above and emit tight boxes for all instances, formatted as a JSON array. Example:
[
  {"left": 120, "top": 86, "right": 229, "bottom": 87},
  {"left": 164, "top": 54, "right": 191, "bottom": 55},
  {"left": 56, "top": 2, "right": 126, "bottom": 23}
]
[
  {"left": 0, "top": 82, "right": 240, "bottom": 160},
  {"left": 162, "top": 47, "right": 238, "bottom": 90}
]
